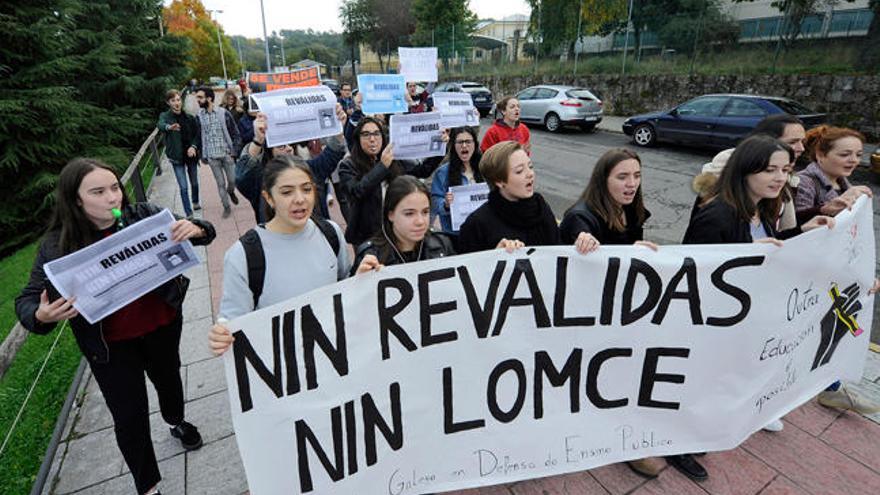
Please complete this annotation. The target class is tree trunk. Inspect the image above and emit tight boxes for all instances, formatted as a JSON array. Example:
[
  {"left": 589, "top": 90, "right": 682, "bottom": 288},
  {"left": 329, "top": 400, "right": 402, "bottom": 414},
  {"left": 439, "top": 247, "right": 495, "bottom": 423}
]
[{"left": 0, "top": 324, "right": 29, "bottom": 380}]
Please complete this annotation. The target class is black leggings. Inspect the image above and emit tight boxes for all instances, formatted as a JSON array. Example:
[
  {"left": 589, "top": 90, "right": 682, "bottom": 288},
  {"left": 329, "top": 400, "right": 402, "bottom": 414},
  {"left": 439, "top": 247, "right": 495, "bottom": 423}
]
[{"left": 88, "top": 314, "right": 185, "bottom": 494}]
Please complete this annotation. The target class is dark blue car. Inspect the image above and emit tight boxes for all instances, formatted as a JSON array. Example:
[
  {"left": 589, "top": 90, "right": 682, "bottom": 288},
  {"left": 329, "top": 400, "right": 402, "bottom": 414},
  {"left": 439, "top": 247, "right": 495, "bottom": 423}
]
[{"left": 622, "top": 94, "right": 826, "bottom": 149}]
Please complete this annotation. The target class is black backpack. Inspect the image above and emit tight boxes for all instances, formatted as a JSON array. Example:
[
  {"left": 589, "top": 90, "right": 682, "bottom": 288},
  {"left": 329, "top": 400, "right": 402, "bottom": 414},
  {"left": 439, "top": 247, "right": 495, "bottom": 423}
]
[{"left": 239, "top": 219, "right": 341, "bottom": 308}]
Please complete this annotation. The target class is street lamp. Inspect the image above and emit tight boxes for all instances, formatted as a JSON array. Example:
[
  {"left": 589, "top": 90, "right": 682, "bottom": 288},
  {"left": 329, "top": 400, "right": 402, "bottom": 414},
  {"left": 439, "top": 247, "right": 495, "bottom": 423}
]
[
  {"left": 207, "top": 9, "right": 229, "bottom": 85},
  {"left": 259, "top": 0, "right": 272, "bottom": 71},
  {"left": 279, "top": 33, "right": 287, "bottom": 68}
]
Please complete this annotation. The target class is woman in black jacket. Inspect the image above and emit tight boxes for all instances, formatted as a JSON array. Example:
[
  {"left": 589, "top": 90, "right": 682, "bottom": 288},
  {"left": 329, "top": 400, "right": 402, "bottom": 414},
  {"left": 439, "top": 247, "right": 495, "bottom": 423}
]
[
  {"left": 457, "top": 141, "right": 559, "bottom": 253},
  {"left": 15, "top": 158, "right": 216, "bottom": 495},
  {"left": 353, "top": 176, "right": 456, "bottom": 274},
  {"left": 337, "top": 117, "right": 442, "bottom": 246}
]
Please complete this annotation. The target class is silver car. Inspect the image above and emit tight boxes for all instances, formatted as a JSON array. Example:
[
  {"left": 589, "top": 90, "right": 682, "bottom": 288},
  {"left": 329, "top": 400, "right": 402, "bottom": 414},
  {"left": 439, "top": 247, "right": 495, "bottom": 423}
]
[{"left": 514, "top": 85, "right": 603, "bottom": 132}]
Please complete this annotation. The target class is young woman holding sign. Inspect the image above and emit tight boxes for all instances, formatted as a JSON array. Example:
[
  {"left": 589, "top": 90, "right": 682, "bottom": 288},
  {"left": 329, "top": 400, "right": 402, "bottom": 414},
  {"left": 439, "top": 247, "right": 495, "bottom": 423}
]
[
  {"left": 337, "top": 116, "right": 443, "bottom": 246},
  {"left": 481, "top": 96, "right": 530, "bottom": 153},
  {"left": 15, "top": 158, "right": 216, "bottom": 495},
  {"left": 430, "top": 126, "right": 485, "bottom": 234},
  {"left": 209, "top": 156, "right": 351, "bottom": 354},
  {"left": 458, "top": 141, "right": 559, "bottom": 253}
]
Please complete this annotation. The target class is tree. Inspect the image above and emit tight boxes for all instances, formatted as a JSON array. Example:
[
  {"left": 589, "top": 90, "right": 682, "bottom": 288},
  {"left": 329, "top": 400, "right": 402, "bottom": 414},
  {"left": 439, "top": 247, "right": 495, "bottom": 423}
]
[
  {"left": 733, "top": 0, "right": 855, "bottom": 48},
  {"left": 369, "top": 0, "right": 416, "bottom": 72},
  {"left": 857, "top": 0, "right": 879, "bottom": 71},
  {"left": 411, "top": 0, "right": 479, "bottom": 67},
  {"left": 163, "top": 0, "right": 241, "bottom": 80},
  {"left": 340, "top": 0, "right": 376, "bottom": 74},
  {"left": 581, "top": 0, "right": 629, "bottom": 37},
  {"left": 526, "top": 0, "right": 582, "bottom": 57}
]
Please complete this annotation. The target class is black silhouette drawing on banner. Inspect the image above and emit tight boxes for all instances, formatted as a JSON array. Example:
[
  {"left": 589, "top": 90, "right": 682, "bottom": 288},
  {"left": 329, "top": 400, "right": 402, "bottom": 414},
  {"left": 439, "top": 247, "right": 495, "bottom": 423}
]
[{"left": 812, "top": 282, "right": 863, "bottom": 371}]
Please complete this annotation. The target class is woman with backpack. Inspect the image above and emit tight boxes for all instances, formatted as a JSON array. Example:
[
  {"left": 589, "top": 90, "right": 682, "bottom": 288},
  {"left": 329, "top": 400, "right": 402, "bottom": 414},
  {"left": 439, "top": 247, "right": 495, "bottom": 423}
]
[{"left": 208, "top": 156, "right": 350, "bottom": 355}]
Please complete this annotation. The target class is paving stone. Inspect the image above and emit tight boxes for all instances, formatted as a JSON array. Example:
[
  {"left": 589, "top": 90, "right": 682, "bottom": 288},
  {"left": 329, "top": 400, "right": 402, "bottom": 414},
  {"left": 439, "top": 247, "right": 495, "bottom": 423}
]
[
  {"left": 182, "top": 286, "right": 213, "bottom": 322},
  {"left": 758, "top": 475, "right": 810, "bottom": 494},
  {"left": 742, "top": 415, "right": 880, "bottom": 494},
  {"left": 510, "top": 471, "right": 610, "bottom": 494},
  {"left": 40, "top": 441, "right": 66, "bottom": 495},
  {"left": 186, "top": 435, "right": 249, "bottom": 495},
  {"left": 699, "top": 447, "right": 776, "bottom": 495},
  {"left": 862, "top": 351, "right": 880, "bottom": 383},
  {"left": 186, "top": 263, "right": 210, "bottom": 291},
  {"left": 54, "top": 428, "right": 125, "bottom": 494},
  {"left": 819, "top": 411, "right": 880, "bottom": 474},
  {"left": 447, "top": 483, "right": 516, "bottom": 495},
  {"left": 72, "top": 376, "right": 114, "bottom": 435},
  {"left": 628, "top": 464, "right": 707, "bottom": 495},
  {"left": 191, "top": 245, "right": 208, "bottom": 262},
  {"left": 71, "top": 454, "right": 184, "bottom": 495},
  {"left": 145, "top": 366, "right": 186, "bottom": 416},
  {"left": 589, "top": 461, "right": 649, "bottom": 495},
  {"left": 783, "top": 398, "right": 840, "bottom": 437},
  {"left": 179, "top": 316, "right": 215, "bottom": 366},
  {"left": 186, "top": 356, "right": 227, "bottom": 401}
]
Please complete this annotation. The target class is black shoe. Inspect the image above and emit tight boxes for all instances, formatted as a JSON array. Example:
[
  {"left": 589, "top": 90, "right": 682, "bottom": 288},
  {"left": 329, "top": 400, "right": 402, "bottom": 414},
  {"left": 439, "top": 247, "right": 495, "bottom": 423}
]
[
  {"left": 193, "top": 203, "right": 201, "bottom": 211},
  {"left": 229, "top": 190, "right": 239, "bottom": 205},
  {"left": 666, "top": 454, "right": 707, "bottom": 481},
  {"left": 170, "top": 421, "right": 203, "bottom": 450}
]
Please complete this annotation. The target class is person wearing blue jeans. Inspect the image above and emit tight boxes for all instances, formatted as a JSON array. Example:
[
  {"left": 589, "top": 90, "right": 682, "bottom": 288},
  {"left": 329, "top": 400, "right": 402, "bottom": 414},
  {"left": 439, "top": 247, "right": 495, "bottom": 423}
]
[{"left": 158, "top": 89, "right": 202, "bottom": 217}]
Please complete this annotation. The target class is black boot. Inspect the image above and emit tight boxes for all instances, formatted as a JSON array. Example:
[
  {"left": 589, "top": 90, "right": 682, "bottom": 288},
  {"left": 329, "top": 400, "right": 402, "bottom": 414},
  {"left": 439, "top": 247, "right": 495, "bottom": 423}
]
[{"left": 666, "top": 453, "right": 707, "bottom": 481}]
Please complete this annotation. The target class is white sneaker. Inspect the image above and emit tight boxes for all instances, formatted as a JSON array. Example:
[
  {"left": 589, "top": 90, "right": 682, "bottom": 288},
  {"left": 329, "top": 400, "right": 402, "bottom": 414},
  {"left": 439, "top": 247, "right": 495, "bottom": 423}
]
[{"left": 763, "top": 419, "right": 784, "bottom": 432}]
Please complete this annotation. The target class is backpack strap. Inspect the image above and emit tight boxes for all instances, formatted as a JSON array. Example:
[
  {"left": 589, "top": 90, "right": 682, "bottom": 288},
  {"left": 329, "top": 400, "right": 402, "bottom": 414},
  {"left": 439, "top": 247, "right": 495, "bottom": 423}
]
[
  {"left": 240, "top": 228, "right": 265, "bottom": 309},
  {"left": 314, "top": 218, "right": 341, "bottom": 257}
]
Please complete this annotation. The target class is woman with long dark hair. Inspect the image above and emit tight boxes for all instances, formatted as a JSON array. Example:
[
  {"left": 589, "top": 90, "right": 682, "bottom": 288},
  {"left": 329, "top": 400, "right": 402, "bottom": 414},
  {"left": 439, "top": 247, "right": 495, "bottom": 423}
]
[
  {"left": 209, "top": 155, "right": 351, "bottom": 354},
  {"left": 337, "top": 116, "right": 443, "bottom": 246},
  {"left": 458, "top": 141, "right": 559, "bottom": 253},
  {"left": 430, "top": 126, "right": 484, "bottom": 234},
  {"left": 16, "top": 158, "right": 216, "bottom": 495}
]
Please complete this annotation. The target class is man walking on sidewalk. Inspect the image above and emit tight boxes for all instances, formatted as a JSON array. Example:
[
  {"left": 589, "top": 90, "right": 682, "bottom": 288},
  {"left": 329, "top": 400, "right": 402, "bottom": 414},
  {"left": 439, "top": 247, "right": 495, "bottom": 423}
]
[
  {"left": 195, "top": 86, "right": 241, "bottom": 218},
  {"left": 158, "top": 89, "right": 201, "bottom": 217}
]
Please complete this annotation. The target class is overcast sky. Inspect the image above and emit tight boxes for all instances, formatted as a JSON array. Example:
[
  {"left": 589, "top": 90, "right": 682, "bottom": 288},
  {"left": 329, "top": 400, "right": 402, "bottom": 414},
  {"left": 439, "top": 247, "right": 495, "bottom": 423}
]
[{"left": 183, "top": 0, "right": 532, "bottom": 38}]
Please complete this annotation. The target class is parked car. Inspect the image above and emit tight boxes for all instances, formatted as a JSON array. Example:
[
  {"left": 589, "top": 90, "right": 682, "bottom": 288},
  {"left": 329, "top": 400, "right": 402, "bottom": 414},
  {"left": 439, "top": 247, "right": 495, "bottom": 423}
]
[
  {"left": 433, "top": 81, "right": 494, "bottom": 116},
  {"left": 511, "top": 85, "right": 603, "bottom": 132},
  {"left": 622, "top": 94, "right": 826, "bottom": 149},
  {"left": 322, "top": 79, "right": 341, "bottom": 96}
]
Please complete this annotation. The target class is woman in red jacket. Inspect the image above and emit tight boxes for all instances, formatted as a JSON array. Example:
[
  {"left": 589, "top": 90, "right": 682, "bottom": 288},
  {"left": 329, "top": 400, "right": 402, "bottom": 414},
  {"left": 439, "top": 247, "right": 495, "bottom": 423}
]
[{"left": 481, "top": 96, "right": 531, "bottom": 153}]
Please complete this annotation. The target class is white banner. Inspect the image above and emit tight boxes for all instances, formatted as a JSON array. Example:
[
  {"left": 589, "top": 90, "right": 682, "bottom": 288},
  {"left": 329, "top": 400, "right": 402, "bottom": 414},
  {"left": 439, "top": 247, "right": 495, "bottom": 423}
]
[
  {"left": 224, "top": 198, "right": 875, "bottom": 495},
  {"left": 249, "top": 86, "right": 341, "bottom": 148},
  {"left": 399, "top": 47, "right": 438, "bottom": 82},
  {"left": 433, "top": 92, "right": 480, "bottom": 129},
  {"left": 450, "top": 182, "right": 490, "bottom": 231},
  {"left": 389, "top": 112, "right": 447, "bottom": 160},
  {"left": 44, "top": 209, "right": 198, "bottom": 324}
]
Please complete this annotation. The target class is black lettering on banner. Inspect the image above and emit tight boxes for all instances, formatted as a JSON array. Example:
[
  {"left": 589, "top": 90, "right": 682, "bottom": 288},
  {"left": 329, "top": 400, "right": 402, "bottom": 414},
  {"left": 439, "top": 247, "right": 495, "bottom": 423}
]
[
  {"left": 651, "top": 257, "right": 704, "bottom": 325},
  {"left": 534, "top": 349, "right": 583, "bottom": 418},
  {"left": 487, "top": 359, "right": 527, "bottom": 423},
  {"left": 99, "top": 232, "right": 169, "bottom": 268},
  {"left": 553, "top": 257, "right": 595, "bottom": 327},
  {"left": 586, "top": 348, "right": 632, "bottom": 408},
  {"left": 492, "top": 259, "right": 551, "bottom": 336},
  {"left": 344, "top": 400, "right": 358, "bottom": 476},
  {"left": 600, "top": 257, "right": 621, "bottom": 325},
  {"left": 301, "top": 294, "right": 349, "bottom": 390},
  {"left": 621, "top": 259, "right": 662, "bottom": 325},
  {"left": 707, "top": 256, "right": 764, "bottom": 326},
  {"left": 638, "top": 348, "right": 690, "bottom": 410},
  {"left": 457, "top": 261, "right": 506, "bottom": 338},
  {"left": 418, "top": 268, "right": 459, "bottom": 347},
  {"left": 378, "top": 278, "right": 418, "bottom": 360},
  {"left": 443, "top": 367, "right": 486, "bottom": 433},
  {"left": 232, "top": 322, "right": 283, "bottom": 413},
  {"left": 296, "top": 407, "right": 344, "bottom": 492},
  {"left": 282, "top": 310, "right": 300, "bottom": 396},
  {"left": 363, "top": 382, "right": 404, "bottom": 466}
]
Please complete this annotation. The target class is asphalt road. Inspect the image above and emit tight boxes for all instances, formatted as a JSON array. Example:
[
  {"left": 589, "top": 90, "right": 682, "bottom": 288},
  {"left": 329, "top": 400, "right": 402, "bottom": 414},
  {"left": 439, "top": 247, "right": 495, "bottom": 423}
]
[{"left": 486, "top": 119, "right": 880, "bottom": 344}]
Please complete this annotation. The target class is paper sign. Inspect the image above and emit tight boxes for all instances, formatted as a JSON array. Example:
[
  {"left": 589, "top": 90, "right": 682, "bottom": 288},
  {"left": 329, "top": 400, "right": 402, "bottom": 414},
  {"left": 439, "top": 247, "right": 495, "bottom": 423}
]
[
  {"left": 44, "top": 209, "right": 198, "bottom": 324},
  {"left": 389, "top": 112, "right": 447, "bottom": 160},
  {"left": 249, "top": 86, "right": 342, "bottom": 148},
  {"left": 398, "top": 47, "right": 438, "bottom": 82},
  {"left": 357, "top": 74, "right": 407, "bottom": 115},
  {"left": 450, "top": 182, "right": 490, "bottom": 230},
  {"left": 433, "top": 91, "right": 480, "bottom": 128},
  {"left": 247, "top": 67, "right": 321, "bottom": 92}
]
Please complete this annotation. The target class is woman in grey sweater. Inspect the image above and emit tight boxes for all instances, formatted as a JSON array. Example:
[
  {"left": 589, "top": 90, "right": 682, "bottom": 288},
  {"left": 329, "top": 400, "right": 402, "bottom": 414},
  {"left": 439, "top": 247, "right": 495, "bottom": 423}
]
[{"left": 208, "top": 156, "right": 351, "bottom": 355}]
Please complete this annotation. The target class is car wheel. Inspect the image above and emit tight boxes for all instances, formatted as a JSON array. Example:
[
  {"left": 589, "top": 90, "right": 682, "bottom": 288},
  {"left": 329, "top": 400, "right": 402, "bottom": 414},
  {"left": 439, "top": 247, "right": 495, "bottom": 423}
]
[
  {"left": 579, "top": 123, "right": 596, "bottom": 133},
  {"left": 633, "top": 124, "right": 656, "bottom": 147},
  {"left": 545, "top": 113, "right": 561, "bottom": 132}
]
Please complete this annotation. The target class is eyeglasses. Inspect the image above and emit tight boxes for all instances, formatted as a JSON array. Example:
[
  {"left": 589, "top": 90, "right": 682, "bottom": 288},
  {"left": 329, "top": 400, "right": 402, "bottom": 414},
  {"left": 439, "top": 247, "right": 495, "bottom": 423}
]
[
  {"left": 360, "top": 131, "right": 382, "bottom": 139},
  {"left": 455, "top": 139, "right": 475, "bottom": 146}
]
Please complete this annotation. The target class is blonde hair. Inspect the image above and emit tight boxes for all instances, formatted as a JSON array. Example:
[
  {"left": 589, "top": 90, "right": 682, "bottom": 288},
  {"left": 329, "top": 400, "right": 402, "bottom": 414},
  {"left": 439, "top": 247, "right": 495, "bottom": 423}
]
[{"left": 479, "top": 141, "right": 524, "bottom": 191}]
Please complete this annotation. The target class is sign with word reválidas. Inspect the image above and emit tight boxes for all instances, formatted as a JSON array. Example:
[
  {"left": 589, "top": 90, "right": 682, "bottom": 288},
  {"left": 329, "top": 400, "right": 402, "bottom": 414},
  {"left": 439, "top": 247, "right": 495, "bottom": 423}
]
[
  {"left": 223, "top": 198, "right": 875, "bottom": 494},
  {"left": 247, "top": 67, "right": 321, "bottom": 93},
  {"left": 389, "top": 111, "right": 447, "bottom": 160},
  {"left": 357, "top": 74, "right": 407, "bottom": 114},
  {"left": 249, "top": 86, "right": 342, "bottom": 147}
]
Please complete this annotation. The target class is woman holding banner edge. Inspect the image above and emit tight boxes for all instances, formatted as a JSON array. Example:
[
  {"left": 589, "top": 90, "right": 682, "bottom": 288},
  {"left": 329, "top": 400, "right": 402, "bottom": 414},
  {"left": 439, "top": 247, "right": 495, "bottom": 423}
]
[{"left": 15, "top": 158, "right": 216, "bottom": 495}]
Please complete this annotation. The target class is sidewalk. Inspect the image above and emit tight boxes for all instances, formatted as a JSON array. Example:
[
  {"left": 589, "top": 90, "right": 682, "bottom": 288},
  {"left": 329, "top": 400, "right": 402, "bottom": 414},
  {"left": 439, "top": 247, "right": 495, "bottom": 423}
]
[{"left": 39, "top": 157, "right": 880, "bottom": 495}]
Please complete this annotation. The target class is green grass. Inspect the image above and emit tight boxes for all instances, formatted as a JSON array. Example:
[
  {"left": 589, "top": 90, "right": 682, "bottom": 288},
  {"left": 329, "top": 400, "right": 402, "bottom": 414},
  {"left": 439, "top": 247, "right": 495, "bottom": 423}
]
[{"left": 0, "top": 243, "right": 38, "bottom": 343}]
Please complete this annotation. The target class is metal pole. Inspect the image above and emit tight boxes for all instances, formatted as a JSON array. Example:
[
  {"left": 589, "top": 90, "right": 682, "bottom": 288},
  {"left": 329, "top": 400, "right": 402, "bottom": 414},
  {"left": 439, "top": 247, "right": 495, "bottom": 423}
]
[
  {"left": 280, "top": 34, "right": 286, "bottom": 67},
  {"left": 621, "top": 0, "right": 634, "bottom": 78},
  {"left": 573, "top": 0, "right": 583, "bottom": 76},
  {"left": 209, "top": 11, "right": 228, "bottom": 82},
  {"left": 452, "top": 23, "right": 455, "bottom": 73},
  {"left": 689, "top": 1, "right": 706, "bottom": 76},
  {"left": 259, "top": 0, "right": 272, "bottom": 71},
  {"left": 236, "top": 37, "right": 245, "bottom": 77}
]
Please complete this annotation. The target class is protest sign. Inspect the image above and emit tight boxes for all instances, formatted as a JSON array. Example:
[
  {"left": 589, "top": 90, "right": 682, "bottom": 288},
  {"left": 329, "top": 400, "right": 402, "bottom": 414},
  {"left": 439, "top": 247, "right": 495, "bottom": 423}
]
[
  {"left": 357, "top": 74, "right": 407, "bottom": 114},
  {"left": 224, "top": 198, "right": 875, "bottom": 495},
  {"left": 247, "top": 67, "right": 321, "bottom": 93},
  {"left": 398, "top": 47, "right": 438, "bottom": 82},
  {"left": 450, "top": 182, "right": 490, "bottom": 230},
  {"left": 249, "top": 86, "right": 342, "bottom": 148},
  {"left": 44, "top": 209, "right": 198, "bottom": 324},
  {"left": 389, "top": 112, "right": 447, "bottom": 160},
  {"left": 432, "top": 91, "right": 480, "bottom": 129}
]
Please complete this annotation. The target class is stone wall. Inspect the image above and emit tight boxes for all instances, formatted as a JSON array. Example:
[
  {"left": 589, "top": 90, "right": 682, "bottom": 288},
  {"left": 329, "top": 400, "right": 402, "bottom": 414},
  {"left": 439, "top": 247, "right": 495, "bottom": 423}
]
[{"left": 475, "top": 74, "right": 880, "bottom": 139}]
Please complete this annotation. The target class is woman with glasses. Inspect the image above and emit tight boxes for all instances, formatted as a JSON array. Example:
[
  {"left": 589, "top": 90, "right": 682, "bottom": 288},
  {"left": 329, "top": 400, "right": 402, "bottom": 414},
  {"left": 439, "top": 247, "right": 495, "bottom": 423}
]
[
  {"left": 430, "top": 126, "right": 485, "bottom": 234},
  {"left": 338, "top": 116, "right": 443, "bottom": 246}
]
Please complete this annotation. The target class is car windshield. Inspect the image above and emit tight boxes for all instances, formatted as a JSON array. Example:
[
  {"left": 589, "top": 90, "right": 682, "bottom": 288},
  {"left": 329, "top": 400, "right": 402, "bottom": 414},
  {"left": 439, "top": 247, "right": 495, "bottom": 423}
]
[
  {"left": 772, "top": 99, "right": 817, "bottom": 115},
  {"left": 461, "top": 83, "right": 483, "bottom": 88},
  {"left": 566, "top": 89, "right": 596, "bottom": 100}
]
